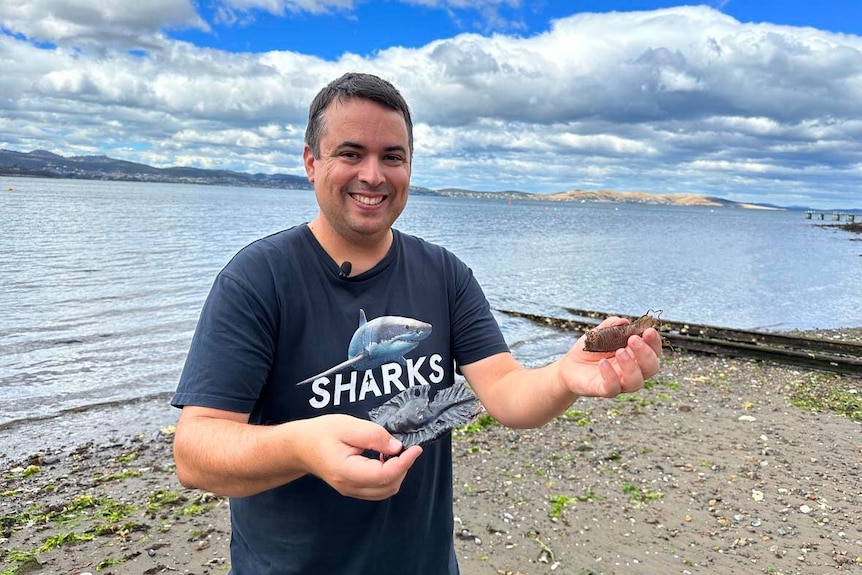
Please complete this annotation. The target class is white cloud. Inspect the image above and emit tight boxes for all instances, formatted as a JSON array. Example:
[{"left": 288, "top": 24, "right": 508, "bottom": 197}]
[
  {"left": 0, "top": 0, "right": 207, "bottom": 48},
  {"left": 1, "top": 4, "right": 861, "bottom": 207}
]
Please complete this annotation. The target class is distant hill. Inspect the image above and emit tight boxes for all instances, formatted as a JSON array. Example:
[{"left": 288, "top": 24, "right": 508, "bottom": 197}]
[
  {"left": 0, "top": 148, "right": 313, "bottom": 190},
  {"left": 543, "top": 189, "right": 780, "bottom": 209},
  {"left": 1, "top": 148, "right": 787, "bottom": 209},
  {"left": 433, "top": 187, "right": 785, "bottom": 209}
]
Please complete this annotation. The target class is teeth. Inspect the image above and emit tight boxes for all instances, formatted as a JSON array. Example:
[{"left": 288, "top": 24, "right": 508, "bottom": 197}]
[{"left": 352, "top": 194, "right": 384, "bottom": 206}]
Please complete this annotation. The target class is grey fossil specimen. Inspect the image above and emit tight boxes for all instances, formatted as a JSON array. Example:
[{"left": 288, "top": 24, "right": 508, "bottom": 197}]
[{"left": 368, "top": 381, "right": 483, "bottom": 449}]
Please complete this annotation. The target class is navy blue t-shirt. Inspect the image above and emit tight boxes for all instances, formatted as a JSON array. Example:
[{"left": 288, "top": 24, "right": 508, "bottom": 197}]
[{"left": 172, "top": 224, "right": 509, "bottom": 575}]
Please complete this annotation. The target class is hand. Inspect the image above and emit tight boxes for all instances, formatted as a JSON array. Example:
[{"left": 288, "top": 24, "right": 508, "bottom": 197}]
[
  {"left": 296, "top": 414, "right": 423, "bottom": 500},
  {"left": 559, "top": 316, "right": 662, "bottom": 398}
]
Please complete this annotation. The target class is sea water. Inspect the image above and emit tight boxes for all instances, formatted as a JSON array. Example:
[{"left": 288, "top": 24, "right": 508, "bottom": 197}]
[{"left": 1, "top": 178, "right": 859, "bottom": 458}]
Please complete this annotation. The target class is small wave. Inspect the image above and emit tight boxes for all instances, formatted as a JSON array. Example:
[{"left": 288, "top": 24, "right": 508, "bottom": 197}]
[{"left": 0, "top": 391, "right": 175, "bottom": 432}]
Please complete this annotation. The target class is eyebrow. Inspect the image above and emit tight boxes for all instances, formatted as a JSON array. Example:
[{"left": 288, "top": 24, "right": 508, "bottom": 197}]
[{"left": 335, "top": 141, "right": 408, "bottom": 155}]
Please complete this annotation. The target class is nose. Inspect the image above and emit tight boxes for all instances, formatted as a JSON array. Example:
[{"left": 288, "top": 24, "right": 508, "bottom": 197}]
[{"left": 358, "top": 157, "right": 385, "bottom": 186}]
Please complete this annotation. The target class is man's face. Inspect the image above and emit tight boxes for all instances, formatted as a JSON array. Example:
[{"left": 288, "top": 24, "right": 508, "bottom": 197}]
[{"left": 304, "top": 97, "right": 412, "bottom": 246}]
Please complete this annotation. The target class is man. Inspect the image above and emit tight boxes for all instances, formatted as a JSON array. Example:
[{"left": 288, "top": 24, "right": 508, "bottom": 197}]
[{"left": 172, "top": 72, "right": 662, "bottom": 574}]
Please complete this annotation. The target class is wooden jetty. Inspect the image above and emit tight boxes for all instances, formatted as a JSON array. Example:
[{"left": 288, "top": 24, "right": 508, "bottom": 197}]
[
  {"left": 496, "top": 307, "right": 862, "bottom": 377},
  {"left": 805, "top": 210, "right": 856, "bottom": 222}
]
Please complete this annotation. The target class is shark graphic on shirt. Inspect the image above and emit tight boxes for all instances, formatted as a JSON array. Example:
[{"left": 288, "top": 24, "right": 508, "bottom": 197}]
[{"left": 296, "top": 309, "right": 433, "bottom": 385}]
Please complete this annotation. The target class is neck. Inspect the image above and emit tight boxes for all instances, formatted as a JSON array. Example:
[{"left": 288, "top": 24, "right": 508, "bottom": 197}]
[{"left": 307, "top": 218, "right": 393, "bottom": 275}]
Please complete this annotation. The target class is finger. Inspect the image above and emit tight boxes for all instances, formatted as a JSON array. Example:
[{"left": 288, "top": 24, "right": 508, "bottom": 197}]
[
  {"left": 598, "top": 358, "right": 622, "bottom": 395},
  {"left": 614, "top": 345, "right": 645, "bottom": 393},
  {"left": 627, "top": 334, "right": 661, "bottom": 377},
  {"left": 344, "top": 445, "right": 423, "bottom": 500},
  {"left": 350, "top": 444, "right": 422, "bottom": 482},
  {"left": 381, "top": 445, "right": 423, "bottom": 475},
  {"left": 641, "top": 327, "right": 663, "bottom": 356}
]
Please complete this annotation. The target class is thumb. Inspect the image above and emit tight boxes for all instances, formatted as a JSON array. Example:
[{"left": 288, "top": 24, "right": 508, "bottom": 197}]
[
  {"left": 343, "top": 419, "right": 404, "bottom": 456},
  {"left": 596, "top": 315, "right": 628, "bottom": 329}
]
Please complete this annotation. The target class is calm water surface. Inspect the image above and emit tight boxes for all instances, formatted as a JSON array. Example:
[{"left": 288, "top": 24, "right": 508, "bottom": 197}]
[{"left": 2, "top": 179, "right": 859, "bottom": 458}]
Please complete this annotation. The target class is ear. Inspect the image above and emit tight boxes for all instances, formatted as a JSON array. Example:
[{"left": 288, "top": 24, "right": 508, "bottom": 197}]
[{"left": 303, "top": 145, "right": 315, "bottom": 183}]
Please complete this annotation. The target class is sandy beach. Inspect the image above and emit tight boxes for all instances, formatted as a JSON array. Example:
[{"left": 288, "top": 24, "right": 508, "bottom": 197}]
[{"left": 2, "top": 337, "right": 860, "bottom": 575}]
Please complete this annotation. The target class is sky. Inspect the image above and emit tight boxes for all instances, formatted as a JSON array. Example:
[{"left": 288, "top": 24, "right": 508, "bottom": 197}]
[{"left": 2, "top": 1, "right": 861, "bottom": 208}]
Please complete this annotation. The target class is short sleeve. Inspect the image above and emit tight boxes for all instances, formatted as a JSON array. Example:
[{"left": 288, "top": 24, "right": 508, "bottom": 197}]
[
  {"left": 449, "top": 259, "right": 509, "bottom": 367},
  {"left": 171, "top": 266, "right": 278, "bottom": 413}
]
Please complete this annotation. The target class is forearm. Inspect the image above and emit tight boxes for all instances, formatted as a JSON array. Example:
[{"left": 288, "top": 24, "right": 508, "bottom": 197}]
[
  {"left": 173, "top": 413, "right": 309, "bottom": 498},
  {"left": 466, "top": 330, "right": 661, "bottom": 430},
  {"left": 465, "top": 355, "right": 580, "bottom": 429}
]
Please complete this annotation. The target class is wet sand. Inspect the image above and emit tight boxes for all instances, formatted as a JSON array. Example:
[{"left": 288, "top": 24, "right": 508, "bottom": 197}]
[{"left": 2, "top": 338, "right": 860, "bottom": 575}]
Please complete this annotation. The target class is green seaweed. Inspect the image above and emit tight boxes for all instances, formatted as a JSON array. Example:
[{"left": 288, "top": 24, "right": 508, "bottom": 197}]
[
  {"left": 621, "top": 481, "right": 664, "bottom": 507},
  {"left": 39, "top": 531, "right": 95, "bottom": 552},
  {"left": 548, "top": 491, "right": 599, "bottom": 520},
  {"left": 96, "top": 557, "right": 125, "bottom": 571},
  {"left": 20, "top": 466, "right": 40, "bottom": 478},
  {"left": 457, "top": 413, "right": 498, "bottom": 434},
  {"left": 788, "top": 372, "right": 861, "bottom": 421}
]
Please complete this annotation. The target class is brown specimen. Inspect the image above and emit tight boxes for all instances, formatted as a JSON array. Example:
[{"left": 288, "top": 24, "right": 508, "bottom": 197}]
[{"left": 583, "top": 310, "right": 662, "bottom": 352}]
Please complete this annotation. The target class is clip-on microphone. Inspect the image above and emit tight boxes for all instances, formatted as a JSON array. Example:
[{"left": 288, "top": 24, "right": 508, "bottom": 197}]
[{"left": 338, "top": 261, "right": 352, "bottom": 279}]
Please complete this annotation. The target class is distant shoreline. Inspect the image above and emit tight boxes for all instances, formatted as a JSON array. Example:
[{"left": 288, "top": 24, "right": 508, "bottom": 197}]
[
  {"left": 0, "top": 149, "right": 826, "bottom": 211},
  {"left": 3, "top": 171, "right": 795, "bottom": 211}
]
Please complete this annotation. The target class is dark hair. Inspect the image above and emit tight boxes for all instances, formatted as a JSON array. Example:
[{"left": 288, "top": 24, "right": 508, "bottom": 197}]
[{"left": 305, "top": 72, "right": 414, "bottom": 159}]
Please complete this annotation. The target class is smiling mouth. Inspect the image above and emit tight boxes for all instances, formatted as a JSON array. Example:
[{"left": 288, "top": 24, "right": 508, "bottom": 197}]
[{"left": 350, "top": 193, "right": 385, "bottom": 206}]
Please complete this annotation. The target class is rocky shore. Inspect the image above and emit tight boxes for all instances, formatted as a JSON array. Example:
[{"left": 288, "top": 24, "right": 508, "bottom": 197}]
[{"left": 2, "top": 335, "right": 860, "bottom": 575}]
